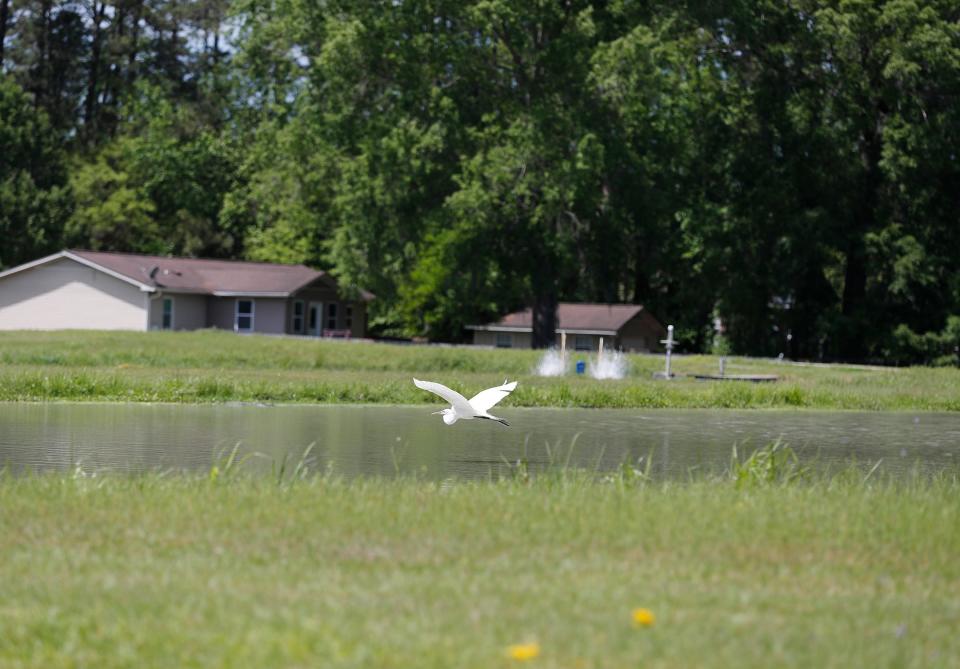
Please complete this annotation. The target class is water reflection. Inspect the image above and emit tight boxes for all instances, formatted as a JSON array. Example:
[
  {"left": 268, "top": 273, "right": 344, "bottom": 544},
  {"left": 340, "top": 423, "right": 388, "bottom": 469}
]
[{"left": 0, "top": 403, "right": 958, "bottom": 480}]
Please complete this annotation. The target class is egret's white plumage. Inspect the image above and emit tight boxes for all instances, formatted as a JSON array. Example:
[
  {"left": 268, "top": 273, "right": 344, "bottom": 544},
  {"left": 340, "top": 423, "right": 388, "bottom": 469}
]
[{"left": 413, "top": 378, "right": 517, "bottom": 426}]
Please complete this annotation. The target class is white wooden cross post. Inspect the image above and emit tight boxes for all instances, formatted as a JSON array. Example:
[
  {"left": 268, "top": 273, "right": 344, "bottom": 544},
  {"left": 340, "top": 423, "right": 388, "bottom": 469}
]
[{"left": 661, "top": 324, "right": 675, "bottom": 379}]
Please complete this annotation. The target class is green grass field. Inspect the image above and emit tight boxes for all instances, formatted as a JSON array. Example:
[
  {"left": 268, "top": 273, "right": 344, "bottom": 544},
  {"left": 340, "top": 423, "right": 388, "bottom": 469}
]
[
  {"left": 0, "top": 468, "right": 957, "bottom": 668},
  {"left": 1, "top": 330, "right": 958, "bottom": 410},
  {"left": 2, "top": 333, "right": 958, "bottom": 666}
]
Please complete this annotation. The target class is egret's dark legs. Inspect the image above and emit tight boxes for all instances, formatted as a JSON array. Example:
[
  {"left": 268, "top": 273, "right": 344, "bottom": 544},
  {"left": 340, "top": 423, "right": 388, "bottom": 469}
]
[{"left": 478, "top": 416, "right": 510, "bottom": 427}]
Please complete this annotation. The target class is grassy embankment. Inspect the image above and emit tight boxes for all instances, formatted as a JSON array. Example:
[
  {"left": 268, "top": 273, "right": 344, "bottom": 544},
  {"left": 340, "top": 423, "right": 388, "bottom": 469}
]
[
  {"left": 1, "top": 330, "right": 959, "bottom": 410},
  {"left": 1, "top": 330, "right": 958, "bottom": 410},
  {"left": 0, "top": 463, "right": 957, "bottom": 668}
]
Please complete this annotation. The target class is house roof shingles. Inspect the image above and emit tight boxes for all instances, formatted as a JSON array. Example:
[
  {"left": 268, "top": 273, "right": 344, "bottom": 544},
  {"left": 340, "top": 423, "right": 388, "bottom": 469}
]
[
  {"left": 475, "top": 303, "right": 649, "bottom": 334},
  {"left": 67, "top": 250, "right": 373, "bottom": 299}
]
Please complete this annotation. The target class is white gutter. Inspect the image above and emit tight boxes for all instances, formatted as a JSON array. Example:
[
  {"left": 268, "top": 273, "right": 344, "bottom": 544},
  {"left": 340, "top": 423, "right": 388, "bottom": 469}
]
[{"left": 466, "top": 325, "right": 618, "bottom": 336}]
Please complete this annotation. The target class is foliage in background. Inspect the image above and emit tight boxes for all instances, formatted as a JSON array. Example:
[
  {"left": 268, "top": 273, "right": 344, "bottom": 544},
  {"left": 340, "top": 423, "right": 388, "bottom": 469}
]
[
  {"left": 0, "top": 75, "right": 70, "bottom": 268},
  {"left": 1, "top": 1, "right": 959, "bottom": 362}
]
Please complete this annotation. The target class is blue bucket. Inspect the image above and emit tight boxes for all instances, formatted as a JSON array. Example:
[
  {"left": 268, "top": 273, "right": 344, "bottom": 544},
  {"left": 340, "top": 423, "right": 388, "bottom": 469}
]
[{"left": 575, "top": 360, "right": 586, "bottom": 375}]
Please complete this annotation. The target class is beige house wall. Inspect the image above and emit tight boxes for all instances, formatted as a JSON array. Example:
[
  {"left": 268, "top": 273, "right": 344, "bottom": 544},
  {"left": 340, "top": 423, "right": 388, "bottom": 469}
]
[
  {"left": 206, "top": 297, "right": 234, "bottom": 330},
  {"left": 205, "top": 296, "right": 286, "bottom": 333},
  {"left": 254, "top": 298, "right": 287, "bottom": 334},
  {"left": 0, "top": 257, "right": 147, "bottom": 331},
  {"left": 472, "top": 331, "right": 533, "bottom": 348},
  {"left": 176, "top": 294, "right": 208, "bottom": 330},
  {"left": 147, "top": 295, "right": 163, "bottom": 329},
  {"left": 147, "top": 293, "right": 207, "bottom": 330},
  {"left": 472, "top": 331, "right": 492, "bottom": 346}
]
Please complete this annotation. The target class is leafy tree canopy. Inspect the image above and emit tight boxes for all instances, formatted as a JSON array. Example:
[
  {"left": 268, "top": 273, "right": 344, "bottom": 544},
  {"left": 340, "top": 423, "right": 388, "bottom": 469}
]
[{"left": 1, "top": 0, "right": 958, "bottom": 363}]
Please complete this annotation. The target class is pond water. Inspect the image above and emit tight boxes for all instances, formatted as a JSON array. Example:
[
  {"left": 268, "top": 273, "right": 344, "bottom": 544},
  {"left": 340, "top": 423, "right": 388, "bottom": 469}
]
[{"left": 1, "top": 403, "right": 958, "bottom": 480}]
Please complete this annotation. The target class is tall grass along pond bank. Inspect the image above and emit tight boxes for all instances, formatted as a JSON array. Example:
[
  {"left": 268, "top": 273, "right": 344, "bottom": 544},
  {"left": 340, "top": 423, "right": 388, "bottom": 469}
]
[
  {"left": 0, "top": 467, "right": 957, "bottom": 668},
  {"left": 1, "top": 330, "right": 959, "bottom": 410}
]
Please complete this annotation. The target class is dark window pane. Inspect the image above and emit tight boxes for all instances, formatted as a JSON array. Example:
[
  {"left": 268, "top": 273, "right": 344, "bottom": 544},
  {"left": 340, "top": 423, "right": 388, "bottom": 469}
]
[{"left": 162, "top": 299, "right": 173, "bottom": 329}]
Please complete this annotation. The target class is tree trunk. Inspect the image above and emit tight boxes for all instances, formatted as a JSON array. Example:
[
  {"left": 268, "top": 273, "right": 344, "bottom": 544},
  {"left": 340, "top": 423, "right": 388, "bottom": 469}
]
[
  {"left": 531, "top": 290, "right": 557, "bottom": 349},
  {"left": 0, "top": 0, "right": 10, "bottom": 68},
  {"left": 633, "top": 240, "right": 650, "bottom": 304},
  {"left": 838, "top": 126, "right": 882, "bottom": 361},
  {"left": 84, "top": 2, "right": 107, "bottom": 143},
  {"left": 127, "top": 0, "right": 142, "bottom": 86},
  {"left": 99, "top": 4, "right": 125, "bottom": 136},
  {"left": 839, "top": 237, "right": 867, "bottom": 358},
  {"left": 35, "top": 0, "right": 51, "bottom": 109}
]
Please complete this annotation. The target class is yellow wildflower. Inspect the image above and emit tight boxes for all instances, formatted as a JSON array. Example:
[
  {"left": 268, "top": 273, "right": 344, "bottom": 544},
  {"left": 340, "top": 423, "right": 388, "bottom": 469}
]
[
  {"left": 632, "top": 608, "right": 656, "bottom": 627},
  {"left": 506, "top": 642, "right": 541, "bottom": 661}
]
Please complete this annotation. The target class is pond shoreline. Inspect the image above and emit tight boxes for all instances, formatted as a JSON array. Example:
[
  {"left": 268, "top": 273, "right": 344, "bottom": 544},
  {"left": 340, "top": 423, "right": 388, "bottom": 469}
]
[{"left": 1, "top": 397, "right": 957, "bottom": 414}]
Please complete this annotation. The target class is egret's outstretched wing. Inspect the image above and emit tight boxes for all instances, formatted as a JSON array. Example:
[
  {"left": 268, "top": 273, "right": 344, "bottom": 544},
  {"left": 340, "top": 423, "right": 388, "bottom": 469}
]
[
  {"left": 468, "top": 381, "right": 518, "bottom": 413},
  {"left": 413, "top": 378, "right": 474, "bottom": 415}
]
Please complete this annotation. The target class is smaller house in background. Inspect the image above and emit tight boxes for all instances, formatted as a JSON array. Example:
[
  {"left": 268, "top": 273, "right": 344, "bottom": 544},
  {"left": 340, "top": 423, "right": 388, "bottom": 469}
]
[
  {"left": 0, "top": 250, "right": 372, "bottom": 336},
  {"left": 467, "top": 302, "right": 666, "bottom": 352}
]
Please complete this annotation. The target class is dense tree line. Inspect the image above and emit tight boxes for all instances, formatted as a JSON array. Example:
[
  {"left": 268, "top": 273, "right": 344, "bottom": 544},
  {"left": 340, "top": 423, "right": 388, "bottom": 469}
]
[{"left": 1, "top": 0, "right": 959, "bottom": 363}]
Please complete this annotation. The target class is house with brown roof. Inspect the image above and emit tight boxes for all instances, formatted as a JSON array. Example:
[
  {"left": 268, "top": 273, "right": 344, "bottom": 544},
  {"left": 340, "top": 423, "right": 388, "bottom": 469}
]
[
  {"left": 0, "top": 250, "right": 372, "bottom": 336},
  {"left": 467, "top": 303, "right": 666, "bottom": 352}
]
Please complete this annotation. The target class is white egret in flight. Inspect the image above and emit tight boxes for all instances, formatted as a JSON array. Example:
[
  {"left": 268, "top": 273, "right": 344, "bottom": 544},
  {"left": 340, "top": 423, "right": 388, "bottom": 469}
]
[{"left": 413, "top": 378, "right": 518, "bottom": 426}]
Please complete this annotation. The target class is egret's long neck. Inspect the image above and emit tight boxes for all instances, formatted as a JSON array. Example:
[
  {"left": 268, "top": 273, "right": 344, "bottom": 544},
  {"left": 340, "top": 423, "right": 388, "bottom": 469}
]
[{"left": 442, "top": 411, "right": 458, "bottom": 425}]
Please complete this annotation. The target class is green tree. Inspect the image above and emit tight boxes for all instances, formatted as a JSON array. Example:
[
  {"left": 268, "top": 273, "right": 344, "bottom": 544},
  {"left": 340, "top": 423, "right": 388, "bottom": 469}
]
[
  {"left": 591, "top": 13, "right": 728, "bottom": 351},
  {"left": 221, "top": 116, "right": 330, "bottom": 266},
  {"left": 0, "top": 75, "right": 70, "bottom": 269},
  {"left": 67, "top": 84, "right": 240, "bottom": 256},
  {"left": 64, "top": 143, "right": 158, "bottom": 252},
  {"left": 5, "top": 0, "right": 959, "bottom": 361}
]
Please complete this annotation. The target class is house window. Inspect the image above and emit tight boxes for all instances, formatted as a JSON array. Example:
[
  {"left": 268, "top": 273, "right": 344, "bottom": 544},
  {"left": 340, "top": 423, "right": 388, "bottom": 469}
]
[
  {"left": 345, "top": 305, "right": 353, "bottom": 330},
  {"left": 292, "top": 300, "right": 304, "bottom": 334},
  {"left": 496, "top": 333, "right": 512, "bottom": 348},
  {"left": 235, "top": 299, "right": 255, "bottom": 333},
  {"left": 574, "top": 335, "right": 592, "bottom": 351},
  {"left": 309, "top": 304, "right": 318, "bottom": 334},
  {"left": 161, "top": 298, "right": 174, "bottom": 330},
  {"left": 326, "top": 303, "right": 338, "bottom": 330}
]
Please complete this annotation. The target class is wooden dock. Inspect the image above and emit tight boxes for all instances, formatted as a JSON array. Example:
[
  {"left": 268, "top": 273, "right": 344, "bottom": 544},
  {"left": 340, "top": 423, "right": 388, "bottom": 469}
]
[{"left": 691, "top": 374, "right": 779, "bottom": 383}]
